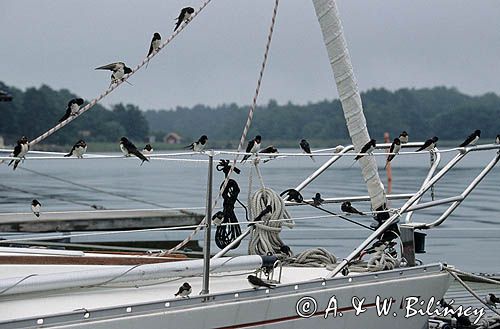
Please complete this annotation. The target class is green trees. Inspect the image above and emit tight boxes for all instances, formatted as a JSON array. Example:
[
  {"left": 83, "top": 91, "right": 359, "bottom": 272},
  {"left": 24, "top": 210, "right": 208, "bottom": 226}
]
[{"left": 1, "top": 80, "right": 499, "bottom": 147}]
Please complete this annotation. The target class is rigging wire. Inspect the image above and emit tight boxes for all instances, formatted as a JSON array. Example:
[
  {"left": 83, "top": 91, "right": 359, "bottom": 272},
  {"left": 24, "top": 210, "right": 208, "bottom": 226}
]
[{"left": 17, "top": 167, "right": 176, "bottom": 210}]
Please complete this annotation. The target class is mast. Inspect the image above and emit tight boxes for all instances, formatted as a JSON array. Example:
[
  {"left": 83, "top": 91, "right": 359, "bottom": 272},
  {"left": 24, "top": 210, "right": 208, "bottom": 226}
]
[{"left": 311, "top": 0, "right": 386, "bottom": 211}]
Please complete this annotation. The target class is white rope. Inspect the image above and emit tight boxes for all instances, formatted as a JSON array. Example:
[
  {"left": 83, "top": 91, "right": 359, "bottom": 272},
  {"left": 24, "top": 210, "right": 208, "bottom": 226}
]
[
  {"left": 284, "top": 248, "right": 337, "bottom": 269},
  {"left": 247, "top": 188, "right": 294, "bottom": 255},
  {"left": 27, "top": 0, "right": 213, "bottom": 147},
  {"left": 161, "top": 0, "right": 280, "bottom": 255}
]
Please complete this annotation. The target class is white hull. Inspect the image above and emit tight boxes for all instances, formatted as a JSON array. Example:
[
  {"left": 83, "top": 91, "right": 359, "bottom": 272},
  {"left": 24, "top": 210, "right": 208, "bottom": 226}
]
[{"left": 1, "top": 264, "right": 450, "bottom": 329}]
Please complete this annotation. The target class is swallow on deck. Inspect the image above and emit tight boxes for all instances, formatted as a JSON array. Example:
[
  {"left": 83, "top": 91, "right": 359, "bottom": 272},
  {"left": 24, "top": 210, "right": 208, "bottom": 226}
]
[
  {"left": 341, "top": 201, "right": 364, "bottom": 215},
  {"left": 58, "top": 98, "right": 84, "bottom": 123},
  {"left": 485, "top": 293, "right": 500, "bottom": 308},
  {"left": 247, "top": 275, "right": 275, "bottom": 289},
  {"left": 174, "top": 7, "right": 195, "bottom": 31},
  {"left": 119, "top": 137, "right": 149, "bottom": 164},
  {"left": 354, "top": 139, "right": 376, "bottom": 161},
  {"left": 186, "top": 135, "right": 208, "bottom": 152},
  {"left": 31, "top": 199, "right": 41, "bottom": 218},
  {"left": 459, "top": 129, "right": 481, "bottom": 147},
  {"left": 312, "top": 192, "right": 324, "bottom": 206},
  {"left": 174, "top": 282, "right": 192, "bottom": 298},
  {"left": 8, "top": 136, "right": 29, "bottom": 170},
  {"left": 416, "top": 136, "right": 438, "bottom": 152},
  {"left": 399, "top": 131, "right": 409, "bottom": 144},
  {"left": 299, "top": 139, "right": 314, "bottom": 161},
  {"left": 385, "top": 138, "right": 401, "bottom": 168},
  {"left": 280, "top": 245, "right": 293, "bottom": 257},
  {"left": 95, "top": 62, "right": 132, "bottom": 85},
  {"left": 241, "top": 135, "right": 261, "bottom": 162},
  {"left": 143, "top": 144, "right": 153, "bottom": 156},
  {"left": 64, "top": 140, "right": 87, "bottom": 158}
]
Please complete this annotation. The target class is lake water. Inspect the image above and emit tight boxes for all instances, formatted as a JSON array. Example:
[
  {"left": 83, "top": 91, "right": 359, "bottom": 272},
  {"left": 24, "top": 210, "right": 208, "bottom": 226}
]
[{"left": 1, "top": 148, "right": 499, "bottom": 273}]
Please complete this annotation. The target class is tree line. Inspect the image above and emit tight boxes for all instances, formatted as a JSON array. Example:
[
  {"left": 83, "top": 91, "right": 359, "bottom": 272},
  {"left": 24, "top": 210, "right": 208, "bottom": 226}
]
[{"left": 1, "top": 80, "right": 499, "bottom": 147}]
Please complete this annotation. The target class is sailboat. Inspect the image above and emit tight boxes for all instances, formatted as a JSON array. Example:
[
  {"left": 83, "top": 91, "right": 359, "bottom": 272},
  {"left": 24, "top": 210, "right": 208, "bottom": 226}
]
[{"left": 1, "top": 0, "right": 499, "bottom": 328}]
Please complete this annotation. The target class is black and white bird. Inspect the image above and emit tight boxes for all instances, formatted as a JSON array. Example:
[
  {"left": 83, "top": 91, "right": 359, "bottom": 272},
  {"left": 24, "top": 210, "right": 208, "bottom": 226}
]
[
  {"left": 186, "top": 135, "right": 208, "bottom": 152},
  {"left": 496, "top": 135, "right": 500, "bottom": 144},
  {"left": 354, "top": 139, "right": 376, "bottom": 161},
  {"left": 64, "top": 140, "right": 87, "bottom": 158},
  {"left": 58, "top": 98, "right": 84, "bottom": 123},
  {"left": 241, "top": 135, "right": 261, "bottom": 162},
  {"left": 399, "top": 131, "right": 409, "bottom": 144},
  {"left": 143, "top": 144, "right": 154, "bottom": 156},
  {"left": 95, "top": 62, "right": 132, "bottom": 85},
  {"left": 260, "top": 145, "right": 279, "bottom": 163},
  {"left": 385, "top": 138, "right": 401, "bottom": 168},
  {"left": 485, "top": 293, "right": 500, "bottom": 308},
  {"left": 341, "top": 201, "right": 364, "bottom": 215},
  {"left": 31, "top": 199, "right": 41, "bottom": 218},
  {"left": 312, "top": 192, "right": 324, "bottom": 206},
  {"left": 247, "top": 275, "right": 275, "bottom": 289},
  {"left": 299, "top": 139, "right": 315, "bottom": 161},
  {"left": 459, "top": 129, "right": 481, "bottom": 147},
  {"left": 147, "top": 32, "right": 161, "bottom": 57},
  {"left": 119, "top": 137, "right": 149, "bottom": 164},
  {"left": 280, "top": 245, "right": 293, "bottom": 257},
  {"left": 174, "top": 7, "right": 195, "bottom": 31},
  {"left": 174, "top": 282, "right": 192, "bottom": 298},
  {"left": 8, "top": 136, "right": 29, "bottom": 170},
  {"left": 416, "top": 136, "right": 438, "bottom": 152}
]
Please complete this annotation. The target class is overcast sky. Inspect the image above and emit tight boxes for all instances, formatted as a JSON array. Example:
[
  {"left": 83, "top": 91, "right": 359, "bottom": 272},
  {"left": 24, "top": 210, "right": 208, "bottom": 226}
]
[{"left": 1, "top": 1, "right": 500, "bottom": 110}]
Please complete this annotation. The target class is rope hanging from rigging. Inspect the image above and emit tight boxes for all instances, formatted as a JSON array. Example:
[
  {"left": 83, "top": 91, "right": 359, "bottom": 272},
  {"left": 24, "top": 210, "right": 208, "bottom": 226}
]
[{"left": 214, "top": 160, "right": 243, "bottom": 250}]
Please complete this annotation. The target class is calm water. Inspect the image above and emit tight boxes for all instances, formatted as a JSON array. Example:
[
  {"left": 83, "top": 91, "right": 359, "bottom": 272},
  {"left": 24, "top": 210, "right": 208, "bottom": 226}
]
[{"left": 0, "top": 149, "right": 499, "bottom": 272}]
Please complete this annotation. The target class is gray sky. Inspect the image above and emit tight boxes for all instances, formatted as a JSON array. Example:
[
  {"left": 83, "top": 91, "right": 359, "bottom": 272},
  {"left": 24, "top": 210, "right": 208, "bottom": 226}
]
[{"left": 1, "top": 1, "right": 500, "bottom": 110}]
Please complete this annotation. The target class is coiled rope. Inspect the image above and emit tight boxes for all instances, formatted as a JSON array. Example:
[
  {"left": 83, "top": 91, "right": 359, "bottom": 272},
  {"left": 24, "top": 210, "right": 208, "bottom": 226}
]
[
  {"left": 28, "top": 0, "right": 213, "bottom": 147},
  {"left": 160, "top": 0, "right": 280, "bottom": 255},
  {"left": 247, "top": 187, "right": 294, "bottom": 255}
]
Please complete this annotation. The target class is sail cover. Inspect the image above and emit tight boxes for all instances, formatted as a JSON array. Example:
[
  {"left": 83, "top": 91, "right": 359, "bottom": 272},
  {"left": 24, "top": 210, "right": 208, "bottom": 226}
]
[{"left": 312, "top": 0, "right": 386, "bottom": 210}]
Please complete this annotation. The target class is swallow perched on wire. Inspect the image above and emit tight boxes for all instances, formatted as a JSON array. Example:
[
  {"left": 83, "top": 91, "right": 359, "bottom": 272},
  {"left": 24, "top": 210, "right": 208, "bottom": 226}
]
[
  {"left": 142, "top": 144, "right": 153, "bottom": 156},
  {"left": 399, "top": 131, "right": 409, "bottom": 144},
  {"left": 145, "top": 33, "right": 161, "bottom": 68},
  {"left": 64, "top": 140, "right": 87, "bottom": 158},
  {"left": 260, "top": 145, "right": 279, "bottom": 163},
  {"left": 416, "top": 136, "right": 438, "bottom": 152},
  {"left": 95, "top": 62, "right": 132, "bottom": 85},
  {"left": 174, "top": 7, "right": 195, "bottom": 31},
  {"left": 241, "top": 135, "right": 261, "bottom": 162},
  {"left": 247, "top": 275, "right": 275, "bottom": 289},
  {"left": 31, "top": 199, "right": 41, "bottom": 218},
  {"left": 119, "top": 137, "right": 149, "bottom": 164},
  {"left": 459, "top": 129, "right": 481, "bottom": 147},
  {"left": 186, "top": 135, "right": 208, "bottom": 152},
  {"left": 299, "top": 139, "right": 314, "bottom": 161},
  {"left": 385, "top": 138, "right": 401, "bottom": 168},
  {"left": 312, "top": 192, "right": 324, "bottom": 206},
  {"left": 354, "top": 139, "right": 376, "bottom": 161},
  {"left": 341, "top": 201, "right": 364, "bottom": 215},
  {"left": 174, "top": 282, "right": 192, "bottom": 298},
  {"left": 8, "top": 136, "right": 29, "bottom": 170},
  {"left": 58, "top": 98, "right": 84, "bottom": 123}
]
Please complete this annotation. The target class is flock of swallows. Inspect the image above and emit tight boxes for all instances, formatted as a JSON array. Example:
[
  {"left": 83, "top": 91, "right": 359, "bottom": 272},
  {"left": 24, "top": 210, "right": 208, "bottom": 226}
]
[{"left": 3, "top": 6, "right": 197, "bottom": 169}]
